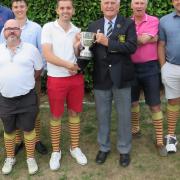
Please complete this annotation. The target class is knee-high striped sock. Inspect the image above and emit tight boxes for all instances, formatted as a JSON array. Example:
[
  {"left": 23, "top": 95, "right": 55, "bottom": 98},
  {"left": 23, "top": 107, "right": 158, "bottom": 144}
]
[
  {"left": 69, "top": 116, "right": 80, "bottom": 149},
  {"left": 131, "top": 105, "right": 140, "bottom": 134},
  {"left": 4, "top": 131, "right": 16, "bottom": 158},
  {"left": 167, "top": 104, "right": 180, "bottom": 136},
  {"left": 24, "top": 129, "right": 36, "bottom": 158},
  {"left": 50, "top": 119, "right": 61, "bottom": 152},
  {"left": 35, "top": 112, "right": 41, "bottom": 142},
  {"left": 152, "top": 111, "right": 164, "bottom": 145},
  {"left": 15, "top": 129, "right": 22, "bottom": 144}
]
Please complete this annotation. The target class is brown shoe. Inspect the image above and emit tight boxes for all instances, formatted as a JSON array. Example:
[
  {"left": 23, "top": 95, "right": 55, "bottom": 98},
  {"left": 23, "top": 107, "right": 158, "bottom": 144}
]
[
  {"left": 156, "top": 144, "right": 168, "bottom": 157},
  {"left": 132, "top": 130, "right": 142, "bottom": 138}
]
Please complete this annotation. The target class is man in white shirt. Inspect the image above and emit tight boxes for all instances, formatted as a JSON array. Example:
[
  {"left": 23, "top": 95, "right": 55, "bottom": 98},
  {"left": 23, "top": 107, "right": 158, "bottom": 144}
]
[
  {"left": 0, "top": 19, "right": 43, "bottom": 175},
  {"left": 0, "top": 0, "right": 47, "bottom": 155},
  {"left": 41, "top": 0, "right": 87, "bottom": 171}
]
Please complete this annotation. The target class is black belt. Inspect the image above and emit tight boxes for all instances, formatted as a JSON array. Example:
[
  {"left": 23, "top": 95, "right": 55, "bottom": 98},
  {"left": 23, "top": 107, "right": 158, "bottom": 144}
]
[{"left": 0, "top": 88, "right": 35, "bottom": 100}]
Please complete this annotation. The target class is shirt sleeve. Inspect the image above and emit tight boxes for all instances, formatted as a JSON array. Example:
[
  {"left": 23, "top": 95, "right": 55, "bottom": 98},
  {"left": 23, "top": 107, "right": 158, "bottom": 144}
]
[
  {"left": 36, "top": 25, "right": 42, "bottom": 52},
  {"left": 36, "top": 25, "right": 47, "bottom": 69},
  {"left": 41, "top": 23, "right": 52, "bottom": 44},
  {"left": 32, "top": 46, "right": 43, "bottom": 70},
  {"left": 158, "top": 20, "right": 166, "bottom": 42},
  {"left": 141, "top": 17, "right": 159, "bottom": 37}
]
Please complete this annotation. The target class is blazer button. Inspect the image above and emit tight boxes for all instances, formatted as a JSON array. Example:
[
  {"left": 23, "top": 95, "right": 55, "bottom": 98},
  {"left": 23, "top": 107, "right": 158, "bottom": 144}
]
[{"left": 109, "top": 64, "right": 112, "bottom": 67}]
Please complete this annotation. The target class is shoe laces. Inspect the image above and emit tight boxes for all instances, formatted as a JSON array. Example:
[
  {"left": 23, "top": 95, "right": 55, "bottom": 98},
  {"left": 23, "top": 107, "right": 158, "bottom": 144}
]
[
  {"left": 27, "top": 158, "right": 36, "bottom": 168},
  {"left": 72, "top": 147, "right": 83, "bottom": 157},
  {"left": 51, "top": 152, "right": 61, "bottom": 160},
  {"left": 166, "top": 135, "right": 177, "bottom": 144},
  {"left": 4, "top": 158, "right": 15, "bottom": 166}
]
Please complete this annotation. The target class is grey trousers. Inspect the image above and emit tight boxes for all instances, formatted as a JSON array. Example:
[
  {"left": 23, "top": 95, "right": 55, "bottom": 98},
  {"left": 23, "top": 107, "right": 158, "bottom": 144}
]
[{"left": 94, "top": 87, "right": 132, "bottom": 154}]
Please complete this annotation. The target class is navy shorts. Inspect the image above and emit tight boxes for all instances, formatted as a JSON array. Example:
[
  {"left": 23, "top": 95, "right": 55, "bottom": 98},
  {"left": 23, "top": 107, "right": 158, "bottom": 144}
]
[
  {"left": 131, "top": 61, "right": 161, "bottom": 106},
  {"left": 0, "top": 89, "right": 38, "bottom": 133}
]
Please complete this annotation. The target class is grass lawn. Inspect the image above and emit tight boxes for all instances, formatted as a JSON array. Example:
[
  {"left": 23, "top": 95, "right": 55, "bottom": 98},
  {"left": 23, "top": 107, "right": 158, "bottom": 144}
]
[{"left": 0, "top": 96, "right": 180, "bottom": 180}]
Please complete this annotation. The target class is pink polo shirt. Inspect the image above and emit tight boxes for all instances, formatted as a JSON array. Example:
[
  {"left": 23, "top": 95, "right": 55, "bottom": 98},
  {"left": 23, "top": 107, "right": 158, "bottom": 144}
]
[{"left": 131, "top": 14, "right": 159, "bottom": 64}]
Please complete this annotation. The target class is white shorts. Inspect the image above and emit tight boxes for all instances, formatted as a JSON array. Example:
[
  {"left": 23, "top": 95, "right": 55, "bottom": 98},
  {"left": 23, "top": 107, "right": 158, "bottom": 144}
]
[{"left": 161, "top": 62, "right": 180, "bottom": 99}]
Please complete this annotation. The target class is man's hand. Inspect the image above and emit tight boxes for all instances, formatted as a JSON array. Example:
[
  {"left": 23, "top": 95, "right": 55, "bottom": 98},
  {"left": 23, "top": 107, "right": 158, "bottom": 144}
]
[
  {"left": 74, "top": 33, "right": 81, "bottom": 49},
  {"left": 138, "top": 34, "right": 158, "bottom": 45},
  {"left": 66, "top": 62, "right": 80, "bottom": 75},
  {"left": 95, "top": 32, "right": 108, "bottom": 46}
]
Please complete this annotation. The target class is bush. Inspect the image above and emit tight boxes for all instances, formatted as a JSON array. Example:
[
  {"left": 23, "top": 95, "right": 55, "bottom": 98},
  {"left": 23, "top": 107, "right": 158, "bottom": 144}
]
[{"left": 1, "top": 0, "right": 174, "bottom": 92}]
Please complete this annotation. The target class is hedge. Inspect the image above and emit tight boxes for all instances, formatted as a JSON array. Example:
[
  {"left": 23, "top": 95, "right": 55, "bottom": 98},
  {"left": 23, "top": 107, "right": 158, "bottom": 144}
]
[{"left": 1, "top": 0, "right": 174, "bottom": 91}]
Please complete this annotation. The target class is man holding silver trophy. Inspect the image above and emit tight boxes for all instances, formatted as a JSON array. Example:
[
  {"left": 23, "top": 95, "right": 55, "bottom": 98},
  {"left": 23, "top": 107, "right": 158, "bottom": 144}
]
[
  {"left": 88, "top": 0, "right": 137, "bottom": 167},
  {"left": 41, "top": 0, "right": 87, "bottom": 171}
]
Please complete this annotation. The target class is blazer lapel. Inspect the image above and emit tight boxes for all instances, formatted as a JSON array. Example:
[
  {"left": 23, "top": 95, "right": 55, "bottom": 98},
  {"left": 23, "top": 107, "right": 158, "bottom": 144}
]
[
  {"left": 112, "top": 15, "right": 124, "bottom": 35},
  {"left": 98, "top": 18, "right": 105, "bottom": 34}
]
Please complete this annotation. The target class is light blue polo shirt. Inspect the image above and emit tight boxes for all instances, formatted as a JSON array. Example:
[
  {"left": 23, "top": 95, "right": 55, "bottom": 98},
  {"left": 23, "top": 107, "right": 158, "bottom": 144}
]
[{"left": 159, "top": 11, "right": 180, "bottom": 65}]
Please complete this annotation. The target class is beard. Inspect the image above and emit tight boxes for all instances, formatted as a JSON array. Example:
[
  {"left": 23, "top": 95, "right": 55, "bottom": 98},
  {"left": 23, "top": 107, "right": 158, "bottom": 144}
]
[{"left": 6, "top": 33, "right": 19, "bottom": 44}]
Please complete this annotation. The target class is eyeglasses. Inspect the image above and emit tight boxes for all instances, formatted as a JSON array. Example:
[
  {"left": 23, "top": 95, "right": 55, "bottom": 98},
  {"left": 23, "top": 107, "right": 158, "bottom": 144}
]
[{"left": 4, "top": 27, "right": 20, "bottom": 31}]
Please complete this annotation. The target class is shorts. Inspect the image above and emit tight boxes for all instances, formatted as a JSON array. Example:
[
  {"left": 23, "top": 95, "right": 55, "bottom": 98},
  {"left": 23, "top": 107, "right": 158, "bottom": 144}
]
[
  {"left": 131, "top": 61, "right": 161, "bottom": 106},
  {"left": 0, "top": 89, "right": 38, "bottom": 133},
  {"left": 161, "top": 62, "right": 180, "bottom": 99},
  {"left": 47, "top": 74, "right": 84, "bottom": 118}
]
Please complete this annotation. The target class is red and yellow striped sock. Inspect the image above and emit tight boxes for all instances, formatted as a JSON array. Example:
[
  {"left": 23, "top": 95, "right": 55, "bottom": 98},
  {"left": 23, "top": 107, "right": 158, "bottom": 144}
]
[
  {"left": 4, "top": 131, "right": 16, "bottom": 158},
  {"left": 131, "top": 105, "right": 140, "bottom": 134},
  {"left": 152, "top": 111, "right": 164, "bottom": 145},
  {"left": 50, "top": 118, "right": 61, "bottom": 152},
  {"left": 69, "top": 116, "right": 80, "bottom": 149},
  {"left": 167, "top": 104, "right": 180, "bottom": 136},
  {"left": 15, "top": 129, "right": 22, "bottom": 144},
  {"left": 24, "top": 129, "right": 36, "bottom": 158},
  {"left": 35, "top": 112, "right": 41, "bottom": 142}
]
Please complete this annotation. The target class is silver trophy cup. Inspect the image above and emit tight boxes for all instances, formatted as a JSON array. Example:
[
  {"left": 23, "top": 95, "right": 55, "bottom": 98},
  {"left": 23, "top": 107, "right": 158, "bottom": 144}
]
[{"left": 79, "top": 32, "right": 95, "bottom": 60}]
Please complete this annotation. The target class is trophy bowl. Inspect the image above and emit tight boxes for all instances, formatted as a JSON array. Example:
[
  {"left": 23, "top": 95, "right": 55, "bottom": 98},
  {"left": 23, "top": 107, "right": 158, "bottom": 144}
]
[
  {"left": 77, "top": 32, "right": 95, "bottom": 71},
  {"left": 78, "top": 32, "right": 95, "bottom": 60}
]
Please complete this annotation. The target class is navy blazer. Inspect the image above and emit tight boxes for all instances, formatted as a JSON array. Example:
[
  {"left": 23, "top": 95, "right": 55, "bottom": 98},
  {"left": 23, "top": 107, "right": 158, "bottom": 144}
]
[{"left": 88, "top": 15, "right": 137, "bottom": 90}]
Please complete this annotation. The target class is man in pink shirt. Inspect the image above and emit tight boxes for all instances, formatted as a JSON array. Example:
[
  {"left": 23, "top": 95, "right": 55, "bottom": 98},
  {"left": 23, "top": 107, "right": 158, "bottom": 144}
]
[{"left": 131, "top": 0, "right": 167, "bottom": 156}]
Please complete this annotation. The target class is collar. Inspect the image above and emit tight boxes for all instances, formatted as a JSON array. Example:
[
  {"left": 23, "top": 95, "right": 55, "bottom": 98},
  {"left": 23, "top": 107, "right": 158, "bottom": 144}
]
[
  {"left": 54, "top": 20, "right": 80, "bottom": 33},
  {"left": 20, "top": 18, "right": 29, "bottom": 30},
  {"left": 104, "top": 16, "right": 117, "bottom": 25},
  {"left": 172, "top": 11, "right": 180, "bottom": 17},
  {"left": 132, "top": 13, "right": 148, "bottom": 24},
  {"left": 5, "top": 41, "right": 23, "bottom": 51},
  {"left": 15, "top": 18, "right": 29, "bottom": 30}
]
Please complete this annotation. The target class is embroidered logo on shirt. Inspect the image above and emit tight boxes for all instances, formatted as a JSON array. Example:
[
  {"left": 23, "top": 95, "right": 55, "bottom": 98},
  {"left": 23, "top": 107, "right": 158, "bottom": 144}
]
[{"left": 118, "top": 35, "right": 126, "bottom": 43}]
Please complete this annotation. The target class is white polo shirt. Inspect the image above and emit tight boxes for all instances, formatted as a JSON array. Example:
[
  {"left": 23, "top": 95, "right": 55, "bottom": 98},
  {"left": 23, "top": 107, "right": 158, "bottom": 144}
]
[
  {"left": 41, "top": 20, "right": 80, "bottom": 77},
  {"left": 0, "top": 42, "right": 43, "bottom": 98}
]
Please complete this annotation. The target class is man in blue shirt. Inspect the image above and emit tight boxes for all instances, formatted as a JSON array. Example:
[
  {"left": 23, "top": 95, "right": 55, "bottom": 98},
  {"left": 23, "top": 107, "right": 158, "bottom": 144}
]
[
  {"left": 158, "top": 0, "right": 180, "bottom": 153},
  {"left": 0, "top": 4, "right": 14, "bottom": 33}
]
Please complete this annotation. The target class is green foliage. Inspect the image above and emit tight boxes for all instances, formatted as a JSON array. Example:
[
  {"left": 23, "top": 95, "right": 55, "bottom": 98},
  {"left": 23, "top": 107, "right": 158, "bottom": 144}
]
[{"left": 1, "top": 0, "right": 175, "bottom": 91}]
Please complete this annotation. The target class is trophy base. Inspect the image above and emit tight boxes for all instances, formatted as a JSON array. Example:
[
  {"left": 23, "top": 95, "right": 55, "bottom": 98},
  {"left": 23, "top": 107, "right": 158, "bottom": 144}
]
[
  {"left": 77, "top": 56, "right": 92, "bottom": 61},
  {"left": 77, "top": 56, "right": 91, "bottom": 71}
]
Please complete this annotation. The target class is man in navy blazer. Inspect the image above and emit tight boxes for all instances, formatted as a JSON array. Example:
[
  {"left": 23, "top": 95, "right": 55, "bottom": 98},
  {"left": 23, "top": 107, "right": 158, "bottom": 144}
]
[{"left": 88, "top": 0, "right": 137, "bottom": 167}]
